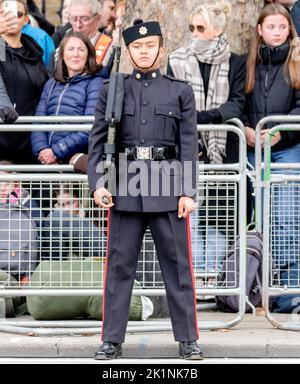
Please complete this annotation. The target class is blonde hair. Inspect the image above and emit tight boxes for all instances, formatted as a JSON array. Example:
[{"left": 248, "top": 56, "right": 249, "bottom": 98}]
[{"left": 189, "top": 1, "right": 231, "bottom": 33}]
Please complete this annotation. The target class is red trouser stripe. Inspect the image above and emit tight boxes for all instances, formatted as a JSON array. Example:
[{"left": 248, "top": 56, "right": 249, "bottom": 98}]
[
  {"left": 186, "top": 215, "right": 199, "bottom": 339},
  {"left": 101, "top": 208, "right": 111, "bottom": 341}
]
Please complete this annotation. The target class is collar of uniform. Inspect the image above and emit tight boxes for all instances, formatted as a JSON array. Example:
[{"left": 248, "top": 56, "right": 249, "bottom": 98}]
[{"left": 132, "top": 69, "right": 161, "bottom": 80}]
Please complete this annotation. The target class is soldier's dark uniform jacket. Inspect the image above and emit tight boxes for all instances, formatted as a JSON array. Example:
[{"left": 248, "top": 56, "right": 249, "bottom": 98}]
[
  {"left": 88, "top": 21, "right": 199, "bottom": 346},
  {"left": 88, "top": 69, "right": 198, "bottom": 212}
]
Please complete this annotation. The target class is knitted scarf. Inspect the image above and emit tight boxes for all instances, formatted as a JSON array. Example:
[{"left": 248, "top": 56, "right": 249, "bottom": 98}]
[{"left": 169, "top": 34, "right": 231, "bottom": 164}]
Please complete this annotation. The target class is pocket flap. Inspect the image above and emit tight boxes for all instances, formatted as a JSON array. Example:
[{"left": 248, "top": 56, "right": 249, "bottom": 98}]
[
  {"left": 123, "top": 103, "right": 135, "bottom": 115},
  {"left": 155, "top": 104, "right": 181, "bottom": 119}
]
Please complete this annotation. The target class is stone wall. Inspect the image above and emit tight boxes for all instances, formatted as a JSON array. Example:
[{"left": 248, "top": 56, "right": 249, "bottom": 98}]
[{"left": 35, "top": 0, "right": 61, "bottom": 26}]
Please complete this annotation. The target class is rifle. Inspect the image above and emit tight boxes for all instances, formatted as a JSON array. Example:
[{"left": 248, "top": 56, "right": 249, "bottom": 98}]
[{"left": 102, "top": 32, "right": 124, "bottom": 204}]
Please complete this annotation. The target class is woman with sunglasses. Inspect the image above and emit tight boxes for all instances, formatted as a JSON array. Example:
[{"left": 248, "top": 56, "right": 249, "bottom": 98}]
[
  {"left": 0, "top": 0, "right": 48, "bottom": 164},
  {"left": 168, "top": 2, "right": 246, "bottom": 281}
]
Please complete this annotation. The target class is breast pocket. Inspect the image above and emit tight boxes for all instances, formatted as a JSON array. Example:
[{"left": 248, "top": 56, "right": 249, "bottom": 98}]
[
  {"left": 122, "top": 103, "right": 135, "bottom": 139},
  {"left": 155, "top": 104, "right": 181, "bottom": 141}
]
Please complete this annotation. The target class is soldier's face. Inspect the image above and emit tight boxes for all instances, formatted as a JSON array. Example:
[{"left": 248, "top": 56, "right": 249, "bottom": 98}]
[{"left": 127, "top": 36, "right": 163, "bottom": 71}]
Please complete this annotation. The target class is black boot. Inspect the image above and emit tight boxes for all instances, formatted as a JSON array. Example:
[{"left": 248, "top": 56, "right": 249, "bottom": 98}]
[
  {"left": 179, "top": 341, "right": 204, "bottom": 360},
  {"left": 94, "top": 342, "right": 122, "bottom": 360}
]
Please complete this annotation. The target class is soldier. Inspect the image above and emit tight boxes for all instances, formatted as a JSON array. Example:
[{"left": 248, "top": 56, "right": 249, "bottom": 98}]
[{"left": 88, "top": 19, "right": 203, "bottom": 360}]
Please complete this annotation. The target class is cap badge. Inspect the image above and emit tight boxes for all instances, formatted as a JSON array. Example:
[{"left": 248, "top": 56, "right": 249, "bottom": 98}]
[{"left": 139, "top": 26, "right": 148, "bottom": 36}]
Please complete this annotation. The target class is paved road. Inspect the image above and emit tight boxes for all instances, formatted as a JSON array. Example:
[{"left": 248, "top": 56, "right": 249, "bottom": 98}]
[{"left": 1, "top": 358, "right": 300, "bottom": 364}]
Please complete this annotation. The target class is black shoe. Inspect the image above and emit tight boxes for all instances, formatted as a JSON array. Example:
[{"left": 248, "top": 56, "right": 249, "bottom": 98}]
[
  {"left": 179, "top": 341, "right": 204, "bottom": 360},
  {"left": 94, "top": 342, "right": 122, "bottom": 360}
]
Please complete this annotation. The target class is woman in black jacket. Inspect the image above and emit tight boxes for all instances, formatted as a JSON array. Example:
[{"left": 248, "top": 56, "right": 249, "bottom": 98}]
[
  {"left": 244, "top": 3, "right": 300, "bottom": 276},
  {"left": 0, "top": 0, "right": 48, "bottom": 163},
  {"left": 168, "top": 2, "right": 246, "bottom": 165},
  {"left": 168, "top": 1, "right": 246, "bottom": 279}
]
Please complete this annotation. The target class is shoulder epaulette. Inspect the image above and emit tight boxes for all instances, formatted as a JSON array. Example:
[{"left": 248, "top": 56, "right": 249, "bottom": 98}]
[{"left": 163, "top": 74, "right": 190, "bottom": 85}]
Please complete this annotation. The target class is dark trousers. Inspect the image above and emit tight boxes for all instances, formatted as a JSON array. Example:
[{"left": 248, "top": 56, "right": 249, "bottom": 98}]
[{"left": 101, "top": 209, "right": 199, "bottom": 343}]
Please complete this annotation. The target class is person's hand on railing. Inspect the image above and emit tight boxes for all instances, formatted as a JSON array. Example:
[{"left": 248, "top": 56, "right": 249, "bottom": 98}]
[
  {"left": 0, "top": 10, "right": 18, "bottom": 35},
  {"left": 93, "top": 187, "right": 114, "bottom": 209},
  {"left": 178, "top": 196, "right": 196, "bottom": 219},
  {"left": 0, "top": 106, "right": 18, "bottom": 123},
  {"left": 261, "top": 129, "right": 281, "bottom": 147},
  {"left": 38, "top": 148, "right": 58, "bottom": 164},
  {"left": 245, "top": 126, "right": 256, "bottom": 147}
]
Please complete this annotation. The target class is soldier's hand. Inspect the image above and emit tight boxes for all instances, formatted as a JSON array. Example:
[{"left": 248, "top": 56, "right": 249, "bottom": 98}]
[
  {"left": 178, "top": 196, "right": 196, "bottom": 219},
  {"left": 93, "top": 187, "right": 114, "bottom": 209}
]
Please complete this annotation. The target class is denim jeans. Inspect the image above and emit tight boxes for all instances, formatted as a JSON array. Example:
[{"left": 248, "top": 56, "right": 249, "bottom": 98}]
[
  {"left": 248, "top": 142, "right": 300, "bottom": 269},
  {"left": 272, "top": 262, "right": 300, "bottom": 312},
  {"left": 190, "top": 211, "right": 227, "bottom": 273}
]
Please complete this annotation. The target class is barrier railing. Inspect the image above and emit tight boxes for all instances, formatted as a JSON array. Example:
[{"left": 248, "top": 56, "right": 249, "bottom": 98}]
[
  {"left": 0, "top": 117, "right": 247, "bottom": 335},
  {"left": 262, "top": 124, "right": 300, "bottom": 330},
  {"left": 255, "top": 116, "right": 300, "bottom": 232}
]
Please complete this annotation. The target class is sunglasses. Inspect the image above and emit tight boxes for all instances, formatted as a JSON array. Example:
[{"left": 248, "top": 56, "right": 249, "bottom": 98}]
[
  {"left": 189, "top": 24, "right": 206, "bottom": 33},
  {"left": 17, "top": 11, "right": 25, "bottom": 18}
]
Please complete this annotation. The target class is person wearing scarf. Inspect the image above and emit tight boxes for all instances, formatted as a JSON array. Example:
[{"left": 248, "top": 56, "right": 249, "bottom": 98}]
[
  {"left": 168, "top": 2, "right": 246, "bottom": 280},
  {"left": 168, "top": 2, "right": 245, "bottom": 164}
]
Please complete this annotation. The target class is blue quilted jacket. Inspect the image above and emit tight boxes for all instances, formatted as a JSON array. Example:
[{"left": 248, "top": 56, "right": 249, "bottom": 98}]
[{"left": 31, "top": 71, "right": 105, "bottom": 162}]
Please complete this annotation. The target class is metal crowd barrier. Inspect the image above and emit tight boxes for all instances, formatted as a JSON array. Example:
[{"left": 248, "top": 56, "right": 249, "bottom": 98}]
[
  {"left": 255, "top": 116, "right": 300, "bottom": 232},
  {"left": 261, "top": 123, "right": 300, "bottom": 330},
  {"left": 0, "top": 117, "right": 247, "bottom": 335}
]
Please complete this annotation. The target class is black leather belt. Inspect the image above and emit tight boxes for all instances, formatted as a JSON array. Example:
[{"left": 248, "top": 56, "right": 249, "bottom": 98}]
[{"left": 120, "top": 146, "right": 177, "bottom": 160}]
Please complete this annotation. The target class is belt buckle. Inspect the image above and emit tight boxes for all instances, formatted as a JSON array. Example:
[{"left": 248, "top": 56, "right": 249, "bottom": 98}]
[{"left": 134, "top": 146, "right": 154, "bottom": 160}]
